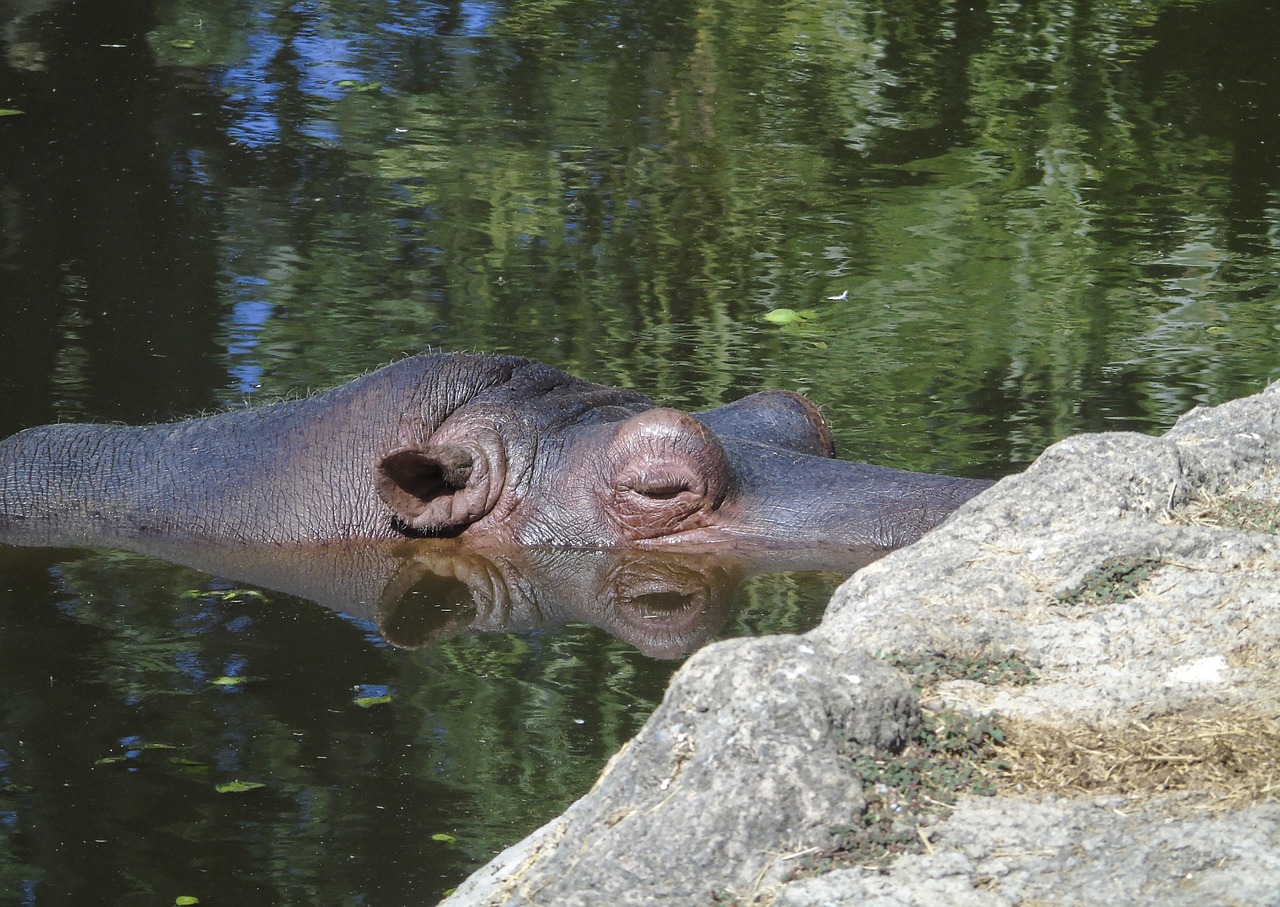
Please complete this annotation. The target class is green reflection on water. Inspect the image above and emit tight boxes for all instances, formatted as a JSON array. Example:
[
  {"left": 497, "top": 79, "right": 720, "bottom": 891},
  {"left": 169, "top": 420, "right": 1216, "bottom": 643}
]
[
  {"left": 139, "top": 0, "right": 1280, "bottom": 473},
  {"left": 0, "top": 547, "right": 836, "bottom": 904}
]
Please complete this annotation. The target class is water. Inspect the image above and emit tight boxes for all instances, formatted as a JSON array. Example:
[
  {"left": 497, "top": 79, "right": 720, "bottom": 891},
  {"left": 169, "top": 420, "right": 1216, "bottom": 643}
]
[
  {"left": 2, "top": 0, "right": 1278, "bottom": 902},
  {"left": 0, "top": 543, "right": 840, "bottom": 904}
]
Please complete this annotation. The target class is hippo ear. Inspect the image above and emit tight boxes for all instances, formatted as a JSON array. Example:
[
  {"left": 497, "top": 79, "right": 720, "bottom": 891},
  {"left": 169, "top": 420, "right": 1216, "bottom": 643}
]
[{"left": 374, "top": 443, "right": 497, "bottom": 534}]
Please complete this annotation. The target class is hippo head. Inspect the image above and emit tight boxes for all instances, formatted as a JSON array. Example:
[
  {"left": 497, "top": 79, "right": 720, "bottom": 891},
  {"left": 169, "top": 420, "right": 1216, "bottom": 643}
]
[{"left": 372, "top": 368, "right": 987, "bottom": 553}]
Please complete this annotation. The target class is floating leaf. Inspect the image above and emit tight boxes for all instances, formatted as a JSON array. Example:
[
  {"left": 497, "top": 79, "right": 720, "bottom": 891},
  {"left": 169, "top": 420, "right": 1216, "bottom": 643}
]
[
  {"left": 215, "top": 780, "right": 266, "bottom": 794},
  {"left": 0, "top": 109, "right": 23, "bottom": 117},
  {"left": 140, "top": 742, "right": 179, "bottom": 751},
  {"left": 94, "top": 755, "right": 128, "bottom": 766},
  {"left": 169, "top": 39, "right": 196, "bottom": 49},
  {"left": 169, "top": 757, "right": 208, "bottom": 768},
  {"left": 431, "top": 833, "right": 457, "bottom": 845},
  {"left": 761, "top": 308, "right": 818, "bottom": 325},
  {"left": 175, "top": 897, "right": 200, "bottom": 906},
  {"left": 336, "top": 80, "right": 383, "bottom": 92},
  {"left": 211, "top": 675, "right": 252, "bottom": 687},
  {"left": 806, "top": 340, "right": 829, "bottom": 349},
  {"left": 353, "top": 683, "right": 393, "bottom": 707},
  {"left": 181, "top": 588, "right": 267, "bottom": 602}
]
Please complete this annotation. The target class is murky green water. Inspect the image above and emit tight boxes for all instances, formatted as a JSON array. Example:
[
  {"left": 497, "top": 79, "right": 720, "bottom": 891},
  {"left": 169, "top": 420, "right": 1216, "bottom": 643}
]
[{"left": 2, "top": 0, "right": 1278, "bottom": 903}]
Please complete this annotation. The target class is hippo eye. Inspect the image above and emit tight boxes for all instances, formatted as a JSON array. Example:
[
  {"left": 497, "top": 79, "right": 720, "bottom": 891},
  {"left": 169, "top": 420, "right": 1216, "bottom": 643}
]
[
  {"left": 624, "top": 470, "right": 701, "bottom": 502},
  {"left": 633, "top": 478, "right": 692, "bottom": 500},
  {"left": 606, "top": 409, "right": 730, "bottom": 541}
]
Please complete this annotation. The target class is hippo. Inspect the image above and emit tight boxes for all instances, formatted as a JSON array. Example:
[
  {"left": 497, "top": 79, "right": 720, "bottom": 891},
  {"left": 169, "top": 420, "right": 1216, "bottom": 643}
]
[{"left": 0, "top": 352, "right": 992, "bottom": 552}]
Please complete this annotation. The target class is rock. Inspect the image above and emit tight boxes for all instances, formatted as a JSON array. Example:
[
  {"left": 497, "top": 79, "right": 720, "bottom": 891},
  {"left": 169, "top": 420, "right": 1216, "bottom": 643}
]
[
  {"left": 817, "top": 382, "right": 1280, "bottom": 725},
  {"left": 445, "top": 636, "right": 917, "bottom": 906},
  {"left": 441, "top": 383, "right": 1280, "bottom": 907},
  {"left": 771, "top": 796, "right": 1280, "bottom": 907}
]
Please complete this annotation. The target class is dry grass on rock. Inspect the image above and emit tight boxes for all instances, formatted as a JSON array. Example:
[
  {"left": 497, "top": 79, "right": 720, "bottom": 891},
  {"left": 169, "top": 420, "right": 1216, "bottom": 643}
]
[
  {"left": 996, "top": 704, "right": 1280, "bottom": 808},
  {"left": 1165, "top": 487, "right": 1280, "bottom": 534}
]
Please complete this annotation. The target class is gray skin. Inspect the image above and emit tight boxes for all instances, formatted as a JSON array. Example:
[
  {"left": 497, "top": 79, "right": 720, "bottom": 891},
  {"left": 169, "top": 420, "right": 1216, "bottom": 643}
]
[{"left": 0, "top": 352, "right": 992, "bottom": 552}]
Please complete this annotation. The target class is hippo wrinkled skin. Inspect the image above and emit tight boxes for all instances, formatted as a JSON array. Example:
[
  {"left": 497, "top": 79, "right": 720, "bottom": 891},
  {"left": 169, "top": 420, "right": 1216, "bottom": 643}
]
[{"left": 0, "top": 352, "right": 991, "bottom": 552}]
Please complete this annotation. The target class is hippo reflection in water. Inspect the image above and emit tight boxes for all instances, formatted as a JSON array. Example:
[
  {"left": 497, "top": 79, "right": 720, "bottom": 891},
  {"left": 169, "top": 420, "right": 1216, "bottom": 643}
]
[
  {"left": 8, "top": 538, "right": 863, "bottom": 659},
  {"left": 0, "top": 352, "right": 991, "bottom": 552}
]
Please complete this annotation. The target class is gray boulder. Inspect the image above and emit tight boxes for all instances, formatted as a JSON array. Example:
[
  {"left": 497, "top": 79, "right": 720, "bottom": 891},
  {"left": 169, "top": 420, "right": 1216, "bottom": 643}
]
[{"left": 446, "top": 636, "right": 917, "bottom": 905}]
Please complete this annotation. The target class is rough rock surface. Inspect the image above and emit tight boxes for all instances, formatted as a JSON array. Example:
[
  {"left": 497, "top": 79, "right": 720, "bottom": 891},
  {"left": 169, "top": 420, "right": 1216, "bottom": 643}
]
[
  {"left": 447, "top": 637, "right": 918, "bottom": 905},
  {"left": 772, "top": 795, "right": 1280, "bottom": 907},
  {"left": 441, "top": 384, "right": 1280, "bottom": 907}
]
